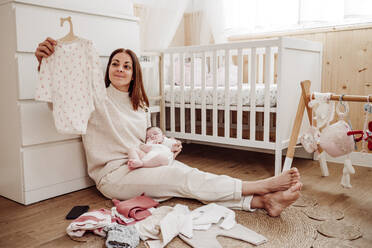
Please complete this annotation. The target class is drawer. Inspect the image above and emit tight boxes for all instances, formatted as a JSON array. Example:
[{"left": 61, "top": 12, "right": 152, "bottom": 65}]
[
  {"left": 19, "top": 102, "right": 79, "bottom": 146},
  {"left": 22, "top": 140, "right": 88, "bottom": 191},
  {"left": 14, "top": 3, "right": 140, "bottom": 55},
  {"left": 17, "top": 53, "right": 108, "bottom": 100}
]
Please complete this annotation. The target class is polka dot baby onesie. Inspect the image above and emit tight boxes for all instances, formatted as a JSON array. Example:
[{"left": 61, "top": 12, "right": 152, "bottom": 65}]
[{"left": 36, "top": 37, "right": 107, "bottom": 134}]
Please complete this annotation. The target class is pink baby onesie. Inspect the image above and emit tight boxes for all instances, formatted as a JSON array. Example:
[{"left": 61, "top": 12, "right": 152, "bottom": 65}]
[
  {"left": 36, "top": 37, "right": 107, "bottom": 134},
  {"left": 112, "top": 194, "right": 159, "bottom": 225}
]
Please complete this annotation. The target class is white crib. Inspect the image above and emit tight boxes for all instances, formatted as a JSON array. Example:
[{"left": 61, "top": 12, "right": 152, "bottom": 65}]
[{"left": 142, "top": 37, "right": 322, "bottom": 175}]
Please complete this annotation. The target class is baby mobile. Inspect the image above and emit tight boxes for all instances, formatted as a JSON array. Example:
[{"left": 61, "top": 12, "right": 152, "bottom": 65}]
[{"left": 300, "top": 92, "right": 372, "bottom": 188}]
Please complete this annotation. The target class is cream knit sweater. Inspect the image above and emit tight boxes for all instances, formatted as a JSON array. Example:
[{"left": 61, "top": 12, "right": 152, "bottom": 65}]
[{"left": 82, "top": 85, "right": 149, "bottom": 185}]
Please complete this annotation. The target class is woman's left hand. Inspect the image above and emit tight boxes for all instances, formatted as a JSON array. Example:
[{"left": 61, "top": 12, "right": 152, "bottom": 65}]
[{"left": 171, "top": 140, "right": 182, "bottom": 159}]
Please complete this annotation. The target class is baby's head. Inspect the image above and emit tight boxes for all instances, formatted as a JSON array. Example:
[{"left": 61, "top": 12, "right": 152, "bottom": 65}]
[{"left": 145, "top": 127, "right": 164, "bottom": 144}]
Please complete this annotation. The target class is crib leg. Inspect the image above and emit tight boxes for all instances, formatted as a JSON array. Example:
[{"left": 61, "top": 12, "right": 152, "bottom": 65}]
[{"left": 274, "top": 148, "right": 282, "bottom": 176}]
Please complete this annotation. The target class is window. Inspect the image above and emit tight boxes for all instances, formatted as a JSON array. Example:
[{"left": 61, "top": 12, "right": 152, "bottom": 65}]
[{"left": 223, "top": 0, "right": 372, "bottom": 36}]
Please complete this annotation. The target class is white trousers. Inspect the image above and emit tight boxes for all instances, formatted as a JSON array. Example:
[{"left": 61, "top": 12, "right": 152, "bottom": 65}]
[{"left": 97, "top": 160, "right": 254, "bottom": 211}]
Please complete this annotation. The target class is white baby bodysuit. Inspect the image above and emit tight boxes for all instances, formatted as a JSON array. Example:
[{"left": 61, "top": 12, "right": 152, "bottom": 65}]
[
  {"left": 36, "top": 37, "right": 107, "bottom": 134},
  {"left": 143, "top": 137, "right": 177, "bottom": 166}
]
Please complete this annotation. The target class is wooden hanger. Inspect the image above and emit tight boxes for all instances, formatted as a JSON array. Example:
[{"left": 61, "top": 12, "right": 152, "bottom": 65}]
[{"left": 59, "top": 16, "right": 78, "bottom": 42}]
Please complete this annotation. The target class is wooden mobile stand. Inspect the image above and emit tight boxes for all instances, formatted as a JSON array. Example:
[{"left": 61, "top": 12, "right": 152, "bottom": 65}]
[{"left": 283, "top": 80, "right": 372, "bottom": 175}]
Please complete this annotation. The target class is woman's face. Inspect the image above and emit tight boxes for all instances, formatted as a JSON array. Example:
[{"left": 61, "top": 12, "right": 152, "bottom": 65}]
[{"left": 108, "top": 52, "right": 133, "bottom": 92}]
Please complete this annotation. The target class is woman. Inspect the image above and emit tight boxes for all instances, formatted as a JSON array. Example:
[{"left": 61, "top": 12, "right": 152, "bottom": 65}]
[{"left": 35, "top": 38, "right": 302, "bottom": 217}]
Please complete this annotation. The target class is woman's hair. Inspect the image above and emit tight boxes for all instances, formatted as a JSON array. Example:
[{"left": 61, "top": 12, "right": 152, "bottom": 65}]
[{"left": 105, "top": 48, "right": 149, "bottom": 110}]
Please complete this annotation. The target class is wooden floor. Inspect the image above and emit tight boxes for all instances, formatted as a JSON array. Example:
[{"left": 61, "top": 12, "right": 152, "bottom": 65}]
[{"left": 0, "top": 143, "right": 371, "bottom": 247}]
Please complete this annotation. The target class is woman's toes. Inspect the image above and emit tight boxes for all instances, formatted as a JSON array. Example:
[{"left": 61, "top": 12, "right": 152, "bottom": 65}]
[{"left": 290, "top": 181, "right": 302, "bottom": 192}]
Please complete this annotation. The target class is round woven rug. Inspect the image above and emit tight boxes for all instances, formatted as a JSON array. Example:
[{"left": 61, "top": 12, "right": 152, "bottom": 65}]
[
  {"left": 303, "top": 206, "right": 344, "bottom": 221},
  {"left": 293, "top": 194, "right": 317, "bottom": 207},
  {"left": 317, "top": 220, "right": 362, "bottom": 240},
  {"left": 233, "top": 206, "right": 317, "bottom": 248}
]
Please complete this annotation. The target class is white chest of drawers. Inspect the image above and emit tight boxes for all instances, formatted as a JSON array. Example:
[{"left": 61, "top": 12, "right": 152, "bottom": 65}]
[{"left": 0, "top": 0, "right": 140, "bottom": 204}]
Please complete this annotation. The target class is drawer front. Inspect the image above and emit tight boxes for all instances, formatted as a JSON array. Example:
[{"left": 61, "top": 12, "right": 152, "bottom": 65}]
[
  {"left": 17, "top": 53, "right": 38, "bottom": 100},
  {"left": 22, "top": 140, "right": 88, "bottom": 191},
  {"left": 14, "top": 3, "right": 140, "bottom": 55},
  {"left": 19, "top": 102, "right": 79, "bottom": 146},
  {"left": 17, "top": 53, "right": 108, "bottom": 100}
]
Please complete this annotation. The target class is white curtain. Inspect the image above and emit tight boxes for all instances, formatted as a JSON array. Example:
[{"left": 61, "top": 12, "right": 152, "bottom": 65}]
[
  {"left": 187, "top": 0, "right": 226, "bottom": 45},
  {"left": 137, "top": 0, "right": 190, "bottom": 51}
]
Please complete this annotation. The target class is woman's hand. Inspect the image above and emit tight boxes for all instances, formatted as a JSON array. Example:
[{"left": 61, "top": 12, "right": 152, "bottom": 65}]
[
  {"left": 35, "top": 37, "right": 57, "bottom": 70},
  {"left": 171, "top": 139, "right": 182, "bottom": 159}
]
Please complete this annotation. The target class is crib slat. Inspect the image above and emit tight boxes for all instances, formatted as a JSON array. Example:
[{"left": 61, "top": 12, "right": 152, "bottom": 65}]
[
  {"left": 190, "top": 53, "right": 195, "bottom": 134},
  {"left": 201, "top": 52, "right": 206, "bottom": 136},
  {"left": 170, "top": 53, "right": 175, "bottom": 134},
  {"left": 237, "top": 48, "right": 243, "bottom": 140},
  {"left": 250, "top": 48, "right": 257, "bottom": 141},
  {"left": 258, "top": 52, "right": 264, "bottom": 83},
  {"left": 224, "top": 49, "right": 230, "bottom": 138},
  {"left": 213, "top": 50, "right": 218, "bottom": 137},
  {"left": 160, "top": 54, "right": 166, "bottom": 131},
  {"left": 180, "top": 53, "right": 185, "bottom": 134},
  {"left": 264, "top": 47, "right": 273, "bottom": 142}
]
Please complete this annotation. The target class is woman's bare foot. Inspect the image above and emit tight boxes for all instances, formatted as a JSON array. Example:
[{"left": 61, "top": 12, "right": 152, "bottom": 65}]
[
  {"left": 262, "top": 181, "right": 302, "bottom": 217},
  {"left": 242, "top": 167, "right": 300, "bottom": 195}
]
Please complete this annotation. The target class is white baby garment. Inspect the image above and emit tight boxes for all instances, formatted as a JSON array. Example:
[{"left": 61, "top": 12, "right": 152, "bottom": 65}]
[
  {"left": 36, "top": 37, "right": 107, "bottom": 134},
  {"left": 143, "top": 137, "right": 177, "bottom": 166}
]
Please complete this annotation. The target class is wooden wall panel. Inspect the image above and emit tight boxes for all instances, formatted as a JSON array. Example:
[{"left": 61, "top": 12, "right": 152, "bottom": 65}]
[{"left": 292, "top": 29, "right": 372, "bottom": 151}]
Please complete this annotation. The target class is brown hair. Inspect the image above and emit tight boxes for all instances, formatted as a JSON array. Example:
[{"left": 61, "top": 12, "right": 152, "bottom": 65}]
[{"left": 105, "top": 48, "right": 149, "bottom": 110}]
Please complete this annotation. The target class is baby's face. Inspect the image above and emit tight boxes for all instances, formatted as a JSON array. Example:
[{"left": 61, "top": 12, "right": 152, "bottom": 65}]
[{"left": 146, "top": 128, "right": 163, "bottom": 144}]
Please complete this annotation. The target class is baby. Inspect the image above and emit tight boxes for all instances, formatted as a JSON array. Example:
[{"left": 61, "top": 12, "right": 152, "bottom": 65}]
[{"left": 127, "top": 127, "right": 178, "bottom": 170}]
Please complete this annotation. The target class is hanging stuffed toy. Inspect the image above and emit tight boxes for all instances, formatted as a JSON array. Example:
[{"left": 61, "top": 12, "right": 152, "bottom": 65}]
[
  {"left": 318, "top": 97, "right": 355, "bottom": 188},
  {"left": 300, "top": 92, "right": 334, "bottom": 153}
]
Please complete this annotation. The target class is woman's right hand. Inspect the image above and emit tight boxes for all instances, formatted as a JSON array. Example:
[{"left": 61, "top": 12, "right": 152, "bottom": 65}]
[{"left": 35, "top": 37, "right": 57, "bottom": 69}]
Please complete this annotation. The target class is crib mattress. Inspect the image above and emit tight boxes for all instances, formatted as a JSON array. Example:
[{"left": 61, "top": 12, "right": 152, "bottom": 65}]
[{"left": 164, "top": 84, "right": 278, "bottom": 107}]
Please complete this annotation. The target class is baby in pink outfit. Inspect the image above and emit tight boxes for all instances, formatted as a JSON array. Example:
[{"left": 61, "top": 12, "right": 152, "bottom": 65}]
[{"left": 128, "top": 127, "right": 178, "bottom": 170}]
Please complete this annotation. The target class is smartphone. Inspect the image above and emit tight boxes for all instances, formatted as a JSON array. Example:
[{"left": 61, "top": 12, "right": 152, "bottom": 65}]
[{"left": 66, "top": 205, "right": 89, "bottom": 220}]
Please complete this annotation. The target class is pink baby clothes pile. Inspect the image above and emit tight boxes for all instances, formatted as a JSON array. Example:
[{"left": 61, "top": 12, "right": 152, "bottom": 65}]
[
  {"left": 66, "top": 208, "right": 112, "bottom": 237},
  {"left": 112, "top": 193, "right": 159, "bottom": 225}
]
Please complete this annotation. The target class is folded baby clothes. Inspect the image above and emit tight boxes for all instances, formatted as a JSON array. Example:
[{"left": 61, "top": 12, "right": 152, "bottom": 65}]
[
  {"left": 112, "top": 193, "right": 159, "bottom": 224},
  {"left": 112, "top": 206, "right": 156, "bottom": 225},
  {"left": 179, "top": 223, "right": 268, "bottom": 248},
  {"left": 104, "top": 222, "right": 140, "bottom": 248},
  {"left": 191, "top": 203, "right": 236, "bottom": 230},
  {"left": 66, "top": 208, "right": 112, "bottom": 238}
]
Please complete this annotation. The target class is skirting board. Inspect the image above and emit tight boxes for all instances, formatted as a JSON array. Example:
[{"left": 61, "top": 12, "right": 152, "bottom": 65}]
[{"left": 321, "top": 151, "right": 372, "bottom": 168}]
